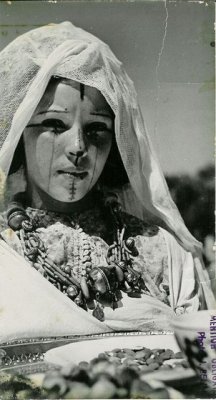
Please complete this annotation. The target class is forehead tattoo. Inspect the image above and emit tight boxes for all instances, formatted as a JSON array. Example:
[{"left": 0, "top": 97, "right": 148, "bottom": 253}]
[{"left": 80, "top": 83, "right": 85, "bottom": 101}]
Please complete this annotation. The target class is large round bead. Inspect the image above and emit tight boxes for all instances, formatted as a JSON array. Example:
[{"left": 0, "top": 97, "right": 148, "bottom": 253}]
[
  {"left": 115, "top": 265, "right": 124, "bottom": 282},
  {"left": 89, "top": 268, "right": 108, "bottom": 295},
  {"left": 74, "top": 292, "right": 83, "bottom": 307},
  {"left": 125, "top": 237, "right": 135, "bottom": 249},
  {"left": 8, "top": 211, "right": 27, "bottom": 231},
  {"left": 64, "top": 265, "right": 71, "bottom": 274},
  {"left": 66, "top": 285, "right": 78, "bottom": 299}
]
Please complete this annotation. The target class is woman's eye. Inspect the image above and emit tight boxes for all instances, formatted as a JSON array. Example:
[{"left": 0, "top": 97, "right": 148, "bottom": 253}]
[
  {"left": 41, "top": 119, "right": 66, "bottom": 134},
  {"left": 84, "top": 123, "right": 112, "bottom": 145}
]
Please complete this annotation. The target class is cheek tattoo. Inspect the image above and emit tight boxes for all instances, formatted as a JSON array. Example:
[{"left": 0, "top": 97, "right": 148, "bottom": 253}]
[
  {"left": 87, "top": 147, "right": 98, "bottom": 194},
  {"left": 48, "top": 132, "right": 56, "bottom": 194}
]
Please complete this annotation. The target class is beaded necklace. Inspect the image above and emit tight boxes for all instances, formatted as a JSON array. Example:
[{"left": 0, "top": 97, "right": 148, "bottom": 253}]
[{"left": 6, "top": 193, "right": 146, "bottom": 321}]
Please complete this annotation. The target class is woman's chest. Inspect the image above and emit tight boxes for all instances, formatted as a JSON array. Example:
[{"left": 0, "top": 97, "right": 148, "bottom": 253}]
[{"left": 0, "top": 208, "right": 170, "bottom": 309}]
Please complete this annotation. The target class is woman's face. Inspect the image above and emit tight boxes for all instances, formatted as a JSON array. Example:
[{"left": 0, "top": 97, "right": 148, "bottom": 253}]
[{"left": 23, "top": 79, "right": 114, "bottom": 203}]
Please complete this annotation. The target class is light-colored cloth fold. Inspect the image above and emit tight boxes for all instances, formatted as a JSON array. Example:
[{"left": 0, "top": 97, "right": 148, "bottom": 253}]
[
  {"left": 0, "top": 240, "right": 111, "bottom": 343},
  {"left": 161, "top": 228, "right": 215, "bottom": 311}
]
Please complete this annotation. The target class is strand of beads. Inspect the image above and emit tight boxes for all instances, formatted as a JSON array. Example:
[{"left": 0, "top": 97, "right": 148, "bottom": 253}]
[
  {"left": 17, "top": 220, "right": 46, "bottom": 275},
  {"left": 105, "top": 194, "right": 144, "bottom": 295},
  {"left": 7, "top": 203, "right": 111, "bottom": 318},
  {"left": 60, "top": 225, "right": 93, "bottom": 307},
  {"left": 9, "top": 209, "right": 83, "bottom": 300},
  {"left": 6, "top": 195, "right": 146, "bottom": 320},
  {"left": 62, "top": 226, "right": 92, "bottom": 280}
]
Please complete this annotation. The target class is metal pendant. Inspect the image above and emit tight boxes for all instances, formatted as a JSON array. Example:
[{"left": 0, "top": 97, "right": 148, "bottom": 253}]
[{"left": 92, "top": 303, "right": 104, "bottom": 321}]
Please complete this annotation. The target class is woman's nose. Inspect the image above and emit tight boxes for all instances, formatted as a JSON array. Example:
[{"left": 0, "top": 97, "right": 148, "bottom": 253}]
[{"left": 65, "top": 124, "right": 87, "bottom": 163}]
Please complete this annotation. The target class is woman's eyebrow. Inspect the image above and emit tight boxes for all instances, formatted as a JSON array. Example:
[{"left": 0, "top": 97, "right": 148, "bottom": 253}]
[
  {"left": 35, "top": 110, "right": 113, "bottom": 118},
  {"left": 36, "top": 110, "right": 69, "bottom": 115},
  {"left": 90, "top": 112, "right": 112, "bottom": 119}
]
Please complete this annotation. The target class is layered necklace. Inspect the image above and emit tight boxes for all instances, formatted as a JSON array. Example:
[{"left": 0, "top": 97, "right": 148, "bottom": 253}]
[{"left": 6, "top": 192, "right": 146, "bottom": 321}]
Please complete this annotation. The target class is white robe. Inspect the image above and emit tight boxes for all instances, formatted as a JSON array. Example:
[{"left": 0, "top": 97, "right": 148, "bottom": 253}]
[{"left": 0, "top": 228, "right": 203, "bottom": 344}]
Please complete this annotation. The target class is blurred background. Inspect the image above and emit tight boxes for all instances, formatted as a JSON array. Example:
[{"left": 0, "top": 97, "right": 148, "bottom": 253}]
[{"left": 0, "top": 0, "right": 214, "bottom": 288}]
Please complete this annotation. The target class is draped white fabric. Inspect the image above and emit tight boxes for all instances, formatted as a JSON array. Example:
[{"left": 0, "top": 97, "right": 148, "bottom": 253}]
[
  {"left": 0, "top": 21, "right": 201, "bottom": 254},
  {"left": 0, "top": 239, "right": 111, "bottom": 342},
  {"left": 0, "top": 229, "right": 203, "bottom": 342}
]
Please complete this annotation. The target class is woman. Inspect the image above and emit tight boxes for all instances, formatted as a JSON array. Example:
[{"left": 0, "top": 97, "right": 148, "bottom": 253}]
[{"left": 0, "top": 22, "right": 213, "bottom": 342}]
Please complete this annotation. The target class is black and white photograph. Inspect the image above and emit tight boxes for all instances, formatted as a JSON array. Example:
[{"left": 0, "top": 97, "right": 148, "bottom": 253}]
[{"left": 0, "top": 0, "right": 215, "bottom": 398}]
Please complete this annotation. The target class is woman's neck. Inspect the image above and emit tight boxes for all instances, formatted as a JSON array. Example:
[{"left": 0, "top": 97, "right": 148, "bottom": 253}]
[{"left": 26, "top": 183, "right": 100, "bottom": 214}]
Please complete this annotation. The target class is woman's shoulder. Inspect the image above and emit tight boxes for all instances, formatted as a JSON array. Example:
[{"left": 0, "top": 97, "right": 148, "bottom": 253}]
[
  {"left": 122, "top": 212, "right": 170, "bottom": 302},
  {"left": 121, "top": 211, "right": 183, "bottom": 257},
  {"left": 122, "top": 212, "right": 168, "bottom": 270},
  {"left": 122, "top": 211, "right": 162, "bottom": 240}
]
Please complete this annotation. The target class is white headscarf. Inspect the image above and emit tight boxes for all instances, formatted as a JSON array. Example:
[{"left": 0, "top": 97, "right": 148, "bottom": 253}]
[{"left": 0, "top": 21, "right": 201, "bottom": 255}]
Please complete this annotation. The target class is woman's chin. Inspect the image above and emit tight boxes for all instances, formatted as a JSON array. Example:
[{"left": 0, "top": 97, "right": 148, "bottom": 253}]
[
  {"left": 46, "top": 181, "right": 92, "bottom": 204},
  {"left": 29, "top": 183, "right": 96, "bottom": 211},
  {"left": 48, "top": 191, "right": 86, "bottom": 204}
]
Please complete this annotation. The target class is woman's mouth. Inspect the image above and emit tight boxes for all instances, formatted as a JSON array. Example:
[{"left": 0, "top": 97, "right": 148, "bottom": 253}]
[{"left": 58, "top": 170, "right": 88, "bottom": 180}]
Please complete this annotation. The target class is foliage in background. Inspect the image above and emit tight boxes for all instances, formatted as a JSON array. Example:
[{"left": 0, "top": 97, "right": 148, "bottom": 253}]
[
  {"left": 166, "top": 164, "right": 215, "bottom": 292},
  {"left": 166, "top": 164, "right": 214, "bottom": 243}
]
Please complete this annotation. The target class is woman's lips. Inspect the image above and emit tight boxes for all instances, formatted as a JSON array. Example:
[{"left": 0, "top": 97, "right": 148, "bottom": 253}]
[{"left": 58, "top": 170, "right": 88, "bottom": 180}]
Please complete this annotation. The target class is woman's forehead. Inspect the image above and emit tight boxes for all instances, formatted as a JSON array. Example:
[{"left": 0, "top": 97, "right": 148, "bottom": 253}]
[{"left": 35, "top": 78, "right": 113, "bottom": 117}]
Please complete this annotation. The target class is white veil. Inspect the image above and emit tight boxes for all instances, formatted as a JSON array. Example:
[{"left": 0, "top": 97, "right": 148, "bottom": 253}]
[{"left": 0, "top": 21, "right": 202, "bottom": 256}]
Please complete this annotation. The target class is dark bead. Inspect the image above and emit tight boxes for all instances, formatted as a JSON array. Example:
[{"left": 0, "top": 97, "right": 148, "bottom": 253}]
[
  {"left": 8, "top": 211, "right": 27, "bottom": 231},
  {"left": 26, "top": 253, "right": 37, "bottom": 262},
  {"left": 67, "top": 285, "right": 78, "bottom": 299},
  {"left": 125, "top": 272, "right": 133, "bottom": 283},
  {"left": 22, "top": 219, "right": 34, "bottom": 232},
  {"left": 125, "top": 238, "right": 135, "bottom": 249},
  {"left": 104, "top": 193, "right": 118, "bottom": 206},
  {"left": 74, "top": 292, "right": 83, "bottom": 306},
  {"left": 131, "top": 247, "right": 139, "bottom": 257},
  {"left": 112, "top": 204, "right": 121, "bottom": 214}
]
